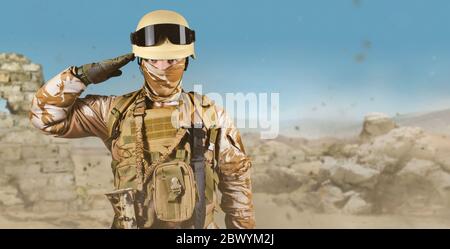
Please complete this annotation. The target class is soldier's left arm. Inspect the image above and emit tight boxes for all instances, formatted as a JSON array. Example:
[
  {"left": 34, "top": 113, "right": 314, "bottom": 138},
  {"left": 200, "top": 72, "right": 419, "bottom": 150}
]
[{"left": 215, "top": 107, "right": 256, "bottom": 229}]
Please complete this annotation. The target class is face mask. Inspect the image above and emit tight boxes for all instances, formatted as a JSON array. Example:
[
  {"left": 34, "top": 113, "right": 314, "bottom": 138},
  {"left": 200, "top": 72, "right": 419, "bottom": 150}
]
[{"left": 140, "top": 59, "right": 185, "bottom": 102}]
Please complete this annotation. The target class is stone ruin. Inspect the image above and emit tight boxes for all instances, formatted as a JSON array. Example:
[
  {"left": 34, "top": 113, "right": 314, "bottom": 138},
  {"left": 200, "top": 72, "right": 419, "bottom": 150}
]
[
  {"left": 0, "top": 53, "right": 42, "bottom": 115},
  {"left": 0, "top": 53, "right": 113, "bottom": 218}
]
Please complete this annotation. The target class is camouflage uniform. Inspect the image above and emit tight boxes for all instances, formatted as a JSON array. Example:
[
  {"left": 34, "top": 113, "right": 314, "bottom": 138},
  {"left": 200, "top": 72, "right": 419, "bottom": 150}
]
[{"left": 29, "top": 66, "right": 255, "bottom": 229}]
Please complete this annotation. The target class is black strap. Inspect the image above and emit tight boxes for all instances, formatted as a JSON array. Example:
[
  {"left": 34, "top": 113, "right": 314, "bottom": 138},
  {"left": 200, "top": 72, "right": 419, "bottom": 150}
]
[{"left": 191, "top": 125, "right": 206, "bottom": 229}]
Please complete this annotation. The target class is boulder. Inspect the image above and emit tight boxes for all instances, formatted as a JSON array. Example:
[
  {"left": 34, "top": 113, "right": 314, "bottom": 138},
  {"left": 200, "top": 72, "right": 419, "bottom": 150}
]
[
  {"left": 360, "top": 113, "right": 397, "bottom": 141},
  {"left": 319, "top": 157, "right": 380, "bottom": 189},
  {"left": 342, "top": 192, "right": 372, "bottom": 215},
  {"left": 290, "top": 160, "right": 321, "bottom": 177},
  {"left": 253, "top": 167, "right": 306, "bottom": 193},
  {"left": 357, "top": 127, "right": 425, "bottom": 170},
  {"left": 317, "top": 182, "right": 346, "bottom": 212},
  {"left": 397, "top": 158, "right": 438, "bottom": 179}
]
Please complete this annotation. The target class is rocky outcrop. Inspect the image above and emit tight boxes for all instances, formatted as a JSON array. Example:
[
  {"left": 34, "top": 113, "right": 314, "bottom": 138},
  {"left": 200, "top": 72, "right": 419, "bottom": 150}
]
[{"left": 251, "top": 114, "right": 450, "bottom": 216}]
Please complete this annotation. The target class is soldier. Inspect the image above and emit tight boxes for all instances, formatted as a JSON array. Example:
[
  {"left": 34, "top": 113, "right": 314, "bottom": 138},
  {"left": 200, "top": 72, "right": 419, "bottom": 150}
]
[{"left": 29, "top": 10, "right": 255, "bottom": 229}]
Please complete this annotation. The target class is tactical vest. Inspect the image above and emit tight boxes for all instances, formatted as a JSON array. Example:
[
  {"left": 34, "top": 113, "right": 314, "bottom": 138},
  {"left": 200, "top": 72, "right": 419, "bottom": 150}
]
[{"left": 105, "top": 89, "right": 220, "bottom": 229}]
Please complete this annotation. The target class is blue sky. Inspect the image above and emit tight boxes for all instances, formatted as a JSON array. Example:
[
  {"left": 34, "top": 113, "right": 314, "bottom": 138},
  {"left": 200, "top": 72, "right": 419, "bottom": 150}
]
[{"left": 1, "top": 0, "right": 450, "bottom": 121}]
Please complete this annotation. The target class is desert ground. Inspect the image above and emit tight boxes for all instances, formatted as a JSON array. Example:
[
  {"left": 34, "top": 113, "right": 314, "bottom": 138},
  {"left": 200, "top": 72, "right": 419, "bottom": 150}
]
[{"left": 1, "top": 193, "right": 450, "bottom": 228}]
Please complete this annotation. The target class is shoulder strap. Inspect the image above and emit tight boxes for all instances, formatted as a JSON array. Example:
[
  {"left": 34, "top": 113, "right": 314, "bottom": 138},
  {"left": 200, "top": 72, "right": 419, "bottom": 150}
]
[
  {"left": 186, "top": 91, "right": 215, "bottom": 228},
  {"left": 106, "top": 89, "right": 143, "bottom": 141},
  {"left": 133, "top": 95, "right": 147, "bottom": 192},
  {"left": 186, "top": 91, "right": 216, "bottom": 129}
]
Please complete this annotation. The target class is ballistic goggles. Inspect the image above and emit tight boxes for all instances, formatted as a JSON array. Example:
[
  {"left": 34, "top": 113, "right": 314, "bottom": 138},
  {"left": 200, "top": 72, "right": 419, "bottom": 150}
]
[{"left": 130, "top": 24, "right": 196, "bottom": 47}]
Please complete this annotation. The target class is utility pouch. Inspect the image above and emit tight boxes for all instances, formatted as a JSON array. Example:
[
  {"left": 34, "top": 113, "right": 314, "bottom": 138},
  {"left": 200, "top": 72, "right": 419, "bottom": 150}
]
[{"left": 153, "top": 160, "right": 196, "bottom": 222}]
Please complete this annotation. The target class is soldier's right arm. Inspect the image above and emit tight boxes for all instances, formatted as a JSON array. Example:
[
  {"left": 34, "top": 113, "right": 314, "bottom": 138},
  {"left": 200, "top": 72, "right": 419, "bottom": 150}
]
[{"left": 29, "top": 67, "right": 115, "bottom": 142}]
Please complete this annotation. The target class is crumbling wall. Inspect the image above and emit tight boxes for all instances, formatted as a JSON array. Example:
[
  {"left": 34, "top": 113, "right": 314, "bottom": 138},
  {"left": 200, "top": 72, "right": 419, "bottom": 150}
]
[
  {"left": 0, "top": 53, "right": 43, "bottom": 115},
  {"left": 0, "top": 53, "right": 113, "bottom": 214}
]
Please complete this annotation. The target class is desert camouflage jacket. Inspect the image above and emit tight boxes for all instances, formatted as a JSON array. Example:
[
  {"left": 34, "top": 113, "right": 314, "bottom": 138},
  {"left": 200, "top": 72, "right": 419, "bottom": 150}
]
[{"left": 29, "top": 67, "right": 255, "bottom": 229}]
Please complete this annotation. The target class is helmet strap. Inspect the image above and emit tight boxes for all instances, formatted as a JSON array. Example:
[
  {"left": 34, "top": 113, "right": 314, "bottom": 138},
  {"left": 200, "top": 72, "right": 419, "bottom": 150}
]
[
  {"left": 137, "top": 57, "right": 145, "bottom": 76},
  {"left": 184, "top": 57, "right": 189, "bottom": 71}
]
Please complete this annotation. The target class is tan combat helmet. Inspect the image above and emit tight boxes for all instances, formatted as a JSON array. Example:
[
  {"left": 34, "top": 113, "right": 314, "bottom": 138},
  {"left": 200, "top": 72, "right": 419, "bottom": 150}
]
[{"left": 131, "top": 10, "right": 196, "bottom": 60}]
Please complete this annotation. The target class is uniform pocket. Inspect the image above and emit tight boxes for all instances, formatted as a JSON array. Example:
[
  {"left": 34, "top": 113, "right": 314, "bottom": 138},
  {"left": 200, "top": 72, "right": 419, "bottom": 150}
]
[
  {"left": 153, "top": 160, "right": 196, "bottom": 222},
  {"left": 111, "top": 160, "right": 120, "bottom": 189},
  {"left": 116, "top": 163, "right": 137, "bottom": 189}
]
